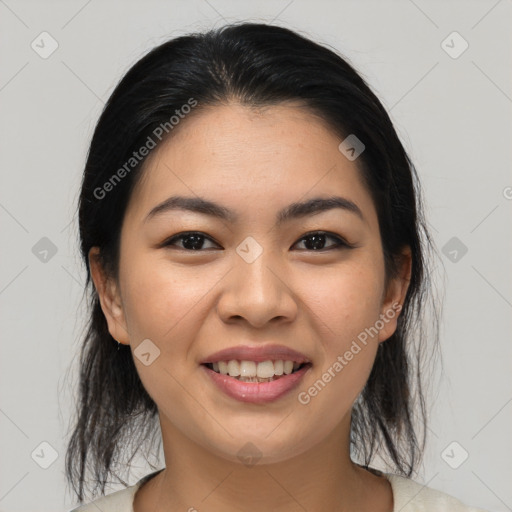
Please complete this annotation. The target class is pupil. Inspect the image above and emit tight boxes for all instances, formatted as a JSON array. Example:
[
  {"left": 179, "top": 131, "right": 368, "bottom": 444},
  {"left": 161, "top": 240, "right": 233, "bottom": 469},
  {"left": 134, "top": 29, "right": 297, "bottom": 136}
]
[
  {"left": 183, "top": 234, "right": 204, "bottom": 250},
  {"left": 305, "top": 234, "right": 325, "bottom": 250}
]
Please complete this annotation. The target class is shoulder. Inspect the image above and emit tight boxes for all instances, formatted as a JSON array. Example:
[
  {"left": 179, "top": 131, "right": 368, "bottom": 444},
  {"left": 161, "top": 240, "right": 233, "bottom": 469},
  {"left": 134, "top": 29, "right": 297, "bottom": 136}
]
[
  {"left": 68, "top": 485, "right": 137, "bottom": 512},
  {"left": 68, "top": 470, "right": 164, "bottom": 512},
  {"left": 386, "top": 473, "right": 489, "bottom": 512}
]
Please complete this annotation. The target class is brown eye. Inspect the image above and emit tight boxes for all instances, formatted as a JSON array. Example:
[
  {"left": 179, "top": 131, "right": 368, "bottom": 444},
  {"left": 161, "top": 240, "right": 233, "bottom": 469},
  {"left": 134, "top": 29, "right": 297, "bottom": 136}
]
[
  {"left": 162, "top": 232, "right": 220, "bottom": 251},
  {"left": 293, "top": 231, "right": 351, "bottom": 251}
]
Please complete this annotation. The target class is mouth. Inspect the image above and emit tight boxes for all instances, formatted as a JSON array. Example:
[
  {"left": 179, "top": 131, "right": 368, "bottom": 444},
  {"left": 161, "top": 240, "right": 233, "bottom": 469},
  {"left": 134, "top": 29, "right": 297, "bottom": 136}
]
[
  {"left": 202, "top": 360, "right": 312, "bottom": 383},
  {"left": 201, "top": 358, "right": 313, "bottom": 404},
  {"left": 200, "top": 344, "right": 312, "bottom": 403}
]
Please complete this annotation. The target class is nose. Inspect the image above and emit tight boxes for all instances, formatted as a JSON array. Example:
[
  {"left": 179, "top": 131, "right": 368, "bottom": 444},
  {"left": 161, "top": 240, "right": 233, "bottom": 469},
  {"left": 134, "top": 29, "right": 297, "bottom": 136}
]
[{"left": 216, "top": 250, "right": 298, "bottom": 329}]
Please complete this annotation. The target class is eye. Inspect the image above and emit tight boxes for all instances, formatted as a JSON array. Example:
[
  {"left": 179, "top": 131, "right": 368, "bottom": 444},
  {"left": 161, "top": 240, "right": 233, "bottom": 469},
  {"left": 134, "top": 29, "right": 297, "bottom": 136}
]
[
  {"left": 292, "top": 231, "right": 351, "bottom": 251},
  {"left": 161, "top": 232, "right": 220, "bottom": 251},
  {"left": 160, "top": 230, "right": 352, "bottom": 252}
]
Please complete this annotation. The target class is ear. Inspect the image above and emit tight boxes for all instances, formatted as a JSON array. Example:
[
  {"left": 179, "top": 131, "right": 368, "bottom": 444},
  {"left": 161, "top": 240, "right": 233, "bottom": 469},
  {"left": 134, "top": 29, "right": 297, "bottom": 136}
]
[
  {"left": 377, "top": 246, "right": 412, "bottom": 343},
  {"left": 88, "top": 247, "right": 130, "bottom": 345}
]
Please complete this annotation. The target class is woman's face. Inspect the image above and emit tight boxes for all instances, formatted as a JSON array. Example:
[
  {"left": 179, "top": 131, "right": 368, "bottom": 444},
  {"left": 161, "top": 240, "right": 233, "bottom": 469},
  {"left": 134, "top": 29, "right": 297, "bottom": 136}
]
[{"left": 91, "top": 102, "right": 410, "bottom": 464}]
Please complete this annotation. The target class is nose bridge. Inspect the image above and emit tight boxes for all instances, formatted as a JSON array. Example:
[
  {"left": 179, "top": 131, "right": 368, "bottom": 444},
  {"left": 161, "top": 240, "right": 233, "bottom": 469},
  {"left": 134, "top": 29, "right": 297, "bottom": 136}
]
[
  {"left": 238, "top": 246, "right": 278, "bottom": 297},
  {"left": 217, "top": 237, "right": 296, "bottom": 326}
]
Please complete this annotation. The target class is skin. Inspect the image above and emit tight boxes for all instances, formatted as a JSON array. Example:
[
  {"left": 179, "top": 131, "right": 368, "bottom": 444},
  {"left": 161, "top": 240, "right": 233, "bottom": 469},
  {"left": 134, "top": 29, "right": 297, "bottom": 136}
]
[{"left": 90, "top": 102, "right": 411, "bottom": 512}]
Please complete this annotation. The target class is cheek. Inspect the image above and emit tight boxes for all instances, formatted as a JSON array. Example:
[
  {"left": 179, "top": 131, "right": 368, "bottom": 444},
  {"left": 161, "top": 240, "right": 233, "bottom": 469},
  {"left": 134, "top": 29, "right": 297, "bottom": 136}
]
[
  {"left": 120, "top": 254, "right": 216, "bottom": 341},
  {"left": 306, "top": 262, "right": 384, "bottom": 345},
  {"left": 296, "top": 273, "right": 382, "bottom": 427},
  {"left": 118, "top": 255, "right": 216, "bottom": 405},
  {"left": 297, "top": 259, "right": 384, "bottom": 400}
]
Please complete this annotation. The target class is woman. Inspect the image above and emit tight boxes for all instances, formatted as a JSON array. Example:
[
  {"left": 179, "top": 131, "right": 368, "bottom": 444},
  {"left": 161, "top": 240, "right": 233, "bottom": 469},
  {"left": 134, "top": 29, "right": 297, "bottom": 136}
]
[{"left": 66, "top": 22, "right": 487, "bottom": 512}]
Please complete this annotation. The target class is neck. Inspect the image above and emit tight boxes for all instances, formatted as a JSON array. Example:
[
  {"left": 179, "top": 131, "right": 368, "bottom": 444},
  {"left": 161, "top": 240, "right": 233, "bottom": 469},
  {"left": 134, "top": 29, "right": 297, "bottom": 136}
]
[{"left": 134, "top": 414, "right": 393, "bottom": 512}]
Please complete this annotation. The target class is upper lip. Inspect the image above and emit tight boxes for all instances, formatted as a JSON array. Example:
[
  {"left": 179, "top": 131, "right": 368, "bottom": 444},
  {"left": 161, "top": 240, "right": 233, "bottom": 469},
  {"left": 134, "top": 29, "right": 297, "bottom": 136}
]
[{"left": 201, "top": 344, "right": 311, "bottom": 364}]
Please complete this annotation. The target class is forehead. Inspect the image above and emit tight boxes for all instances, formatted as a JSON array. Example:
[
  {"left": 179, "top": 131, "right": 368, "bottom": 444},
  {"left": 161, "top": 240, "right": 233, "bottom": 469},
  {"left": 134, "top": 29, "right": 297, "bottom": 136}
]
[{"left": 124, "top": 102, "right": 377, "bottom": 229}]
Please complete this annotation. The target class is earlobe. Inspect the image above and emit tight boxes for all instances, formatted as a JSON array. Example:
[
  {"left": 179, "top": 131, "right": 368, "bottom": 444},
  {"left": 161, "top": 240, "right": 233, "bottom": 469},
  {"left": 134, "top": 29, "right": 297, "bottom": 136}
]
[
  {"left": 378, "top": 246, "right": 412, "bottom": 343},
  {"left": 88, "top": 247, "right": 130, "bottom": 345}
]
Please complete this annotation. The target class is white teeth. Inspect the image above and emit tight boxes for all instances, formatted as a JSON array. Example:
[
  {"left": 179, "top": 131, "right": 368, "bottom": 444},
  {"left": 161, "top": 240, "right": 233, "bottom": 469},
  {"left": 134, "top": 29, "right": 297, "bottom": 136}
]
[
  {"left": 218, "top": 361, "right": 229, "bottom": 375},
  {"left": 240, "top": 361, "right": 257, "bottom": 377},
  {"left": 209, "top": 359, "right": 305, "bottom": 378},
  {"left": 227, "top": 360, "right": 240, "bottom": 376},
  {"left": 256, "top": 360, "right": 275, "bottom": 378}
]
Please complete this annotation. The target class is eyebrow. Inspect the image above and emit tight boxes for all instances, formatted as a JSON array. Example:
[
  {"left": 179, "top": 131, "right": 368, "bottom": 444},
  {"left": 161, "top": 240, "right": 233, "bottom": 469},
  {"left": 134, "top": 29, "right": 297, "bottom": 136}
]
[{"left": 145, "top": 195, "right": 365, "bottom": 225}]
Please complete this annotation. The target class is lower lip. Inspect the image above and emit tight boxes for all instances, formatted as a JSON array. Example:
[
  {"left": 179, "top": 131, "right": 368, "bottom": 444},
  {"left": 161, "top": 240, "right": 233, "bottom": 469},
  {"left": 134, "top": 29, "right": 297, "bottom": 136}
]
[{"left": 202, "top": 364, "right": 311, "bottom": 404}]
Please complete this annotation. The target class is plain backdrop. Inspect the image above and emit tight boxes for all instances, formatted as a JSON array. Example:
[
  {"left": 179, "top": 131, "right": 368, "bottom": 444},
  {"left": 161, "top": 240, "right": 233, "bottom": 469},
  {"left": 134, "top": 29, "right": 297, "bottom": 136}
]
[{"left": 0, "top": 1, "right": 511, "bottom": 511}]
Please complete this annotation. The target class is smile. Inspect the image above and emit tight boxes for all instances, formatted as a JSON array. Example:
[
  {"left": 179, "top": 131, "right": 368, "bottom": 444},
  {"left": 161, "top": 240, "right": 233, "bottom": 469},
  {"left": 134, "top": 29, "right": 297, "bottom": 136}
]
[
  {"left": 201, "top": 361, "right": 312, "bottom": 403},
  {"left": 203, "top": 359, "right": 308, "bottom": 382}
]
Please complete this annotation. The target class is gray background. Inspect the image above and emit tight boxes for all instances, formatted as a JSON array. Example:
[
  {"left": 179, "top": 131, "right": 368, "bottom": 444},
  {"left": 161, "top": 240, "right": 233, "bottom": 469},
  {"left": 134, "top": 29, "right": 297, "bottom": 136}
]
[{"left": 0, "top": 1, "right": 511, "bottom": 511}]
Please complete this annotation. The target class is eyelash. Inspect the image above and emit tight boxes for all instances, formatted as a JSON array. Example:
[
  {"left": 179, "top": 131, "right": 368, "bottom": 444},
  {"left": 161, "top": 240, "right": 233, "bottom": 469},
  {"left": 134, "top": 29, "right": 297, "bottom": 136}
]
[{"left": 160, "top": 231, "right": 353, "bottom": 252}]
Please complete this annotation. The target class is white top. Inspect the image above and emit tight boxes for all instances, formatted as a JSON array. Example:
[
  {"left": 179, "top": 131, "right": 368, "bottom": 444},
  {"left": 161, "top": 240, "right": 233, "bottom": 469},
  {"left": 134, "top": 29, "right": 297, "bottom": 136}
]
[{"left": 69, "top": 469, "right": 488, "bottom": 512}]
